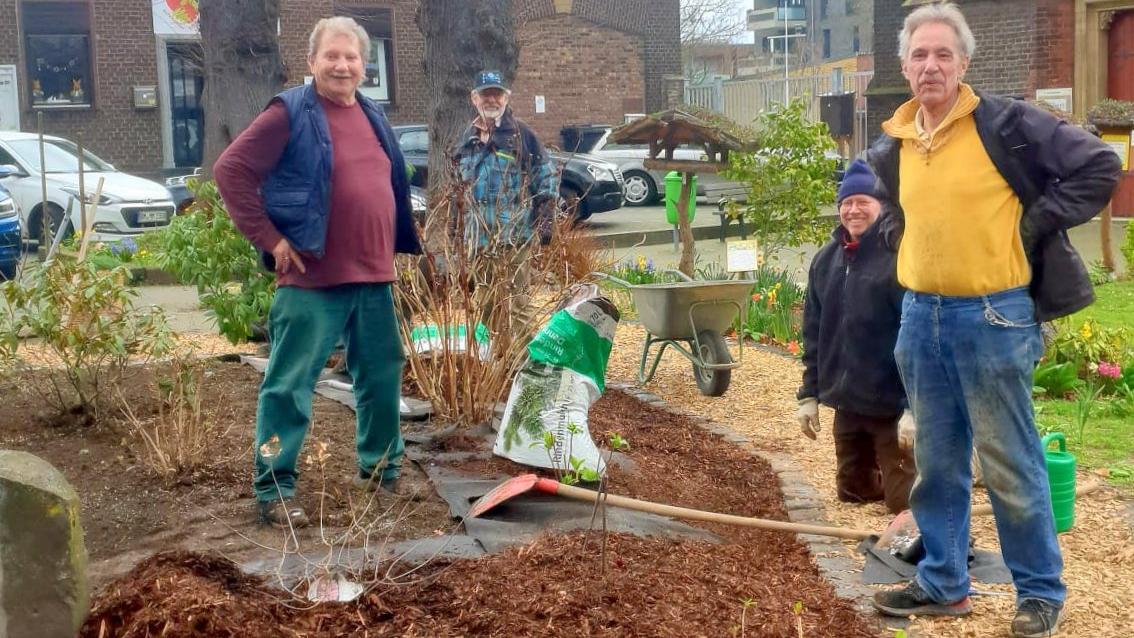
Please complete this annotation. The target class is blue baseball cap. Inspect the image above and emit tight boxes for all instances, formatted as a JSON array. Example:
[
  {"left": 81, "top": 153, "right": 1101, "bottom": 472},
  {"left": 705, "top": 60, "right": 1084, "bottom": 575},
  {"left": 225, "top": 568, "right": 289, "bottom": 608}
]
[{"left": 474, "top": 70, "right": 507, "bottom": 92}]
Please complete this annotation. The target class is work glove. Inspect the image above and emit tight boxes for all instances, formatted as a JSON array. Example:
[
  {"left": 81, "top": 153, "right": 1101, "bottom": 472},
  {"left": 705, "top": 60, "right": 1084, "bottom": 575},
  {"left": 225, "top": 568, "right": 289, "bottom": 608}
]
[
  {"left": 897, "top": 409, "right": 916, "bottom": 451},
  {"left": 797, "top": 398, "right": 819, "bottom": 440}
]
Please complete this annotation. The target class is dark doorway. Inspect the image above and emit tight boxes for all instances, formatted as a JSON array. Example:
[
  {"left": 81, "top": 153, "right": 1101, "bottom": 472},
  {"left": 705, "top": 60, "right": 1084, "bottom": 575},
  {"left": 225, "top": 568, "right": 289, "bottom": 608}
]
[{"left": 168, "top": 42, "right": 204, "bottom": 168}]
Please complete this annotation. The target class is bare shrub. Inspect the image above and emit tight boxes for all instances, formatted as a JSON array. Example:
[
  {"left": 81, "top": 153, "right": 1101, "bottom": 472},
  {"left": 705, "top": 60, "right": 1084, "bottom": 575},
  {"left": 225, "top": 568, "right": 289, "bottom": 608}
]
[
  {"left": 118, "top": 350, "right": 216, "bottom": 480},
  {"left": 395, "top": 179, "right": 600, "bottom": 428}
]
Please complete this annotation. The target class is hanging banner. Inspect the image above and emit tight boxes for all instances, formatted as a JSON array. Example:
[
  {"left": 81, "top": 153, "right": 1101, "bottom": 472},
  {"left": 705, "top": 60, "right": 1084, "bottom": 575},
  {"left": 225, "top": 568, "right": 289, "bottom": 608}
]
[
  {"left": 153, "top": 0, "right": 200, "bottom": 36},
  {"left": 0, "top": 66, "right": 18, "bottom": 132}
]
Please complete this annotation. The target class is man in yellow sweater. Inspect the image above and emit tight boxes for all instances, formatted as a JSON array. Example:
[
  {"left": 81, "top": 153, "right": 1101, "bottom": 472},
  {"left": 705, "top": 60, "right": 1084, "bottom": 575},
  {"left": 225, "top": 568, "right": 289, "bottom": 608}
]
[{"left": 865, "top": 3, "right": 1121, "bottom": 637}]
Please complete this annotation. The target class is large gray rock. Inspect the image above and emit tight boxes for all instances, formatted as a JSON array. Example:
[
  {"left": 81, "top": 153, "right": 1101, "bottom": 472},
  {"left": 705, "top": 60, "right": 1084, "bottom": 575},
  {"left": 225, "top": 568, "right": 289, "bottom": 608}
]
[{"left": 0, "top": 451, "right": 88, "bottom": 638}]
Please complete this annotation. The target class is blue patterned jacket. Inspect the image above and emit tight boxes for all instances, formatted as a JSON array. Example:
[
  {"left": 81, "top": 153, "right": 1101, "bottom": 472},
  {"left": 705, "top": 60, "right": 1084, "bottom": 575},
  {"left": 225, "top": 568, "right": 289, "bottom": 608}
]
[{"left": 453, "top": 108, "right": 558, "bottom": 247}]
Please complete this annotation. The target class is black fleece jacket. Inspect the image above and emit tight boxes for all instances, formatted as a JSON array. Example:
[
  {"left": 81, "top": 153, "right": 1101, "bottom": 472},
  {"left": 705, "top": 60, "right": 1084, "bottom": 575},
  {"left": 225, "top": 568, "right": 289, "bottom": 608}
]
[{"left": 798, "top": 222, "right": 907, "bottom": 417}]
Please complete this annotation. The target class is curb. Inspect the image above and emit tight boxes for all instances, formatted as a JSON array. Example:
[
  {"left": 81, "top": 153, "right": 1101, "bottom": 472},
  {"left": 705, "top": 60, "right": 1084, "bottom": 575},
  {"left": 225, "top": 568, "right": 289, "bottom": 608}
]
[{"left": 608, "top": 381, "right": 904, "bottom": 631}]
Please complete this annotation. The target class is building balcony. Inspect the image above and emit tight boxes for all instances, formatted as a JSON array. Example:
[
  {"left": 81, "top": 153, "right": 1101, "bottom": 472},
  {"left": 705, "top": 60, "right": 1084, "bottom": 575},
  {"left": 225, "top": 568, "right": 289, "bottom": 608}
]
[{"left": 747, "top": 6, "right": 806, "bottom": 34}]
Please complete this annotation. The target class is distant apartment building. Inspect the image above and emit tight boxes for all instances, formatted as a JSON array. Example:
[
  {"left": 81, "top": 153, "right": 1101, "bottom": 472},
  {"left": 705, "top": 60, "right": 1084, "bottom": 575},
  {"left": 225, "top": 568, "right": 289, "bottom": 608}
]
[{"left": 746, "top": 0, "right": 872, "bottom": 72}]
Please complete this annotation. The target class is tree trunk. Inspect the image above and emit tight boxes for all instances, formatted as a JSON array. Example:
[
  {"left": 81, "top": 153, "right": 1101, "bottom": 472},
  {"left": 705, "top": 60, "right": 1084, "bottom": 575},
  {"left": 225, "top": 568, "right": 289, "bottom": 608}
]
[
  {"left": 677, "top": 172, "right": 696, "bottom": 277},
  {"left": 417, "top": 0, "right": 518, "bottom": 203},
  {"left": 198, "top": 0, "right": 287, "bottom": 175},
  {"left": 1101, "top": 201, "right": 1115, "bottom": 273}
]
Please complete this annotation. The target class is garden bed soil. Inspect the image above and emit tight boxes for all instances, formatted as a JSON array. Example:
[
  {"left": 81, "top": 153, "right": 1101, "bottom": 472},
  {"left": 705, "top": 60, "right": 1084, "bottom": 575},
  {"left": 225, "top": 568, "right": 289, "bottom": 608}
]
[
  {"left": 0, "top": 362, "right": 452, "bottom": 585},
  {"left": 8, "top": 362, "right": 883, "bottom": 636}
]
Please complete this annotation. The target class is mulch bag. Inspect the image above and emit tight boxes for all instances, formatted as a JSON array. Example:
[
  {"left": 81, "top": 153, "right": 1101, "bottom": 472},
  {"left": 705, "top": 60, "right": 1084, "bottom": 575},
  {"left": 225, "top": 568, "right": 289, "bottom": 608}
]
[{"left": 493, "top": 285, "right": 620, "bottom": 474}]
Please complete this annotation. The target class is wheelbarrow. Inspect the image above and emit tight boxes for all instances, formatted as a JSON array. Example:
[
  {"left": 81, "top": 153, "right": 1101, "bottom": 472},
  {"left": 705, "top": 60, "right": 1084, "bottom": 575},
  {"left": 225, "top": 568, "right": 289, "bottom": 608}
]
[{"left": 598, "top": 270, "right": 753, "bottom": 396}]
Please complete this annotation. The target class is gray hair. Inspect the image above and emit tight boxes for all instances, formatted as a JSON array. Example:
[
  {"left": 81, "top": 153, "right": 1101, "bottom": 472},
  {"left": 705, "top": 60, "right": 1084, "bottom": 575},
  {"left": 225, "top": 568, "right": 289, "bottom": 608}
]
[
  {"left": 308, "top": 16, "right": 370, "bottom": 62},
  {"left": 898, "top": 2, "right": 976, "bottom": 60}
]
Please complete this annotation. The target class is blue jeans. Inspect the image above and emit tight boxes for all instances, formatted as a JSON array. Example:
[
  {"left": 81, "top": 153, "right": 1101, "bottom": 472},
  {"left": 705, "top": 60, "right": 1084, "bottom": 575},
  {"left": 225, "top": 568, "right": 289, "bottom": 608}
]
[{"left": 895, "top": 287, "right": 1065, "bottom": 606}]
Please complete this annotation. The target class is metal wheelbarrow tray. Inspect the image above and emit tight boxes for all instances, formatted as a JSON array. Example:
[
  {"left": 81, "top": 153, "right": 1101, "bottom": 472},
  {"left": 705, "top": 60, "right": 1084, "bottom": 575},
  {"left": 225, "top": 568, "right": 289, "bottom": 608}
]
[{"left": 601, "top": 271, "right": 753, "bottom": 396}]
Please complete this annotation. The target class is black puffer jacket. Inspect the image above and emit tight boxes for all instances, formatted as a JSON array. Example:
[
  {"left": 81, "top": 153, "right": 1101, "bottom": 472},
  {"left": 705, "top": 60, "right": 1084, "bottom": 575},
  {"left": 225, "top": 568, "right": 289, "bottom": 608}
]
[
  {"left": 798, "top": 222, "right": 906, "bottom": 417},
  {"left": 865, "top": 90, "right": 1122, "bottom": 321}
]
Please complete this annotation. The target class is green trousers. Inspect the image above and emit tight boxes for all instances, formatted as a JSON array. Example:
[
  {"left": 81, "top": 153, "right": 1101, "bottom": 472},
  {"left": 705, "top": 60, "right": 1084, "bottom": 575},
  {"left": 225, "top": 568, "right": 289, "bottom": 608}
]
[{"left": 254, "top": 283, "right": 405, "bottom": 502}]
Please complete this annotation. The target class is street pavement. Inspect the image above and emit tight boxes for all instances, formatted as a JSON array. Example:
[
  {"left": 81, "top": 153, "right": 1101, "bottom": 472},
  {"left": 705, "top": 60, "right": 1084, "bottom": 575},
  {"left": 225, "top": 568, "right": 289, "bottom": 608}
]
[{"left": 127, "top": 206, "right": 1127, "bottom": 334}]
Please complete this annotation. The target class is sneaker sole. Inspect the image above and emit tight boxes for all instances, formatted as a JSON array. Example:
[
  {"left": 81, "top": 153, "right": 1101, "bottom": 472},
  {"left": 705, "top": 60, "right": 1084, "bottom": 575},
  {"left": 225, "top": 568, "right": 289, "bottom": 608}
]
[
  {"left": 873, "top": 598, "right": 973, "bottom": 618},
  {"left": 1011, "top": 619, "right": 1061, "bottom": 638}
]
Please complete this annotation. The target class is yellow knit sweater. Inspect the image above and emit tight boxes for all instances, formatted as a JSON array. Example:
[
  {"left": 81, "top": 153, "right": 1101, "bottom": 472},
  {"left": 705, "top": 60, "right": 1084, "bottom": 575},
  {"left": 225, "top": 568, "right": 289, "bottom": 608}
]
[{"left": 881, "top": 84, "right": 1030, "bottom": 296}]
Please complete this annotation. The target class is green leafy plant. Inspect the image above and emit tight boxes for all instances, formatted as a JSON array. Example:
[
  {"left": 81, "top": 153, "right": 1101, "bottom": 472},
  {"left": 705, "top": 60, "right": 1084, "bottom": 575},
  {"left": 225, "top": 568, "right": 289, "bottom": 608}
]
[
  {"left": 1088, "top": 259, "right": 1116, "bottom": 286},
  {"left": 1046, "top": 318, "right": 1133, "bottom": 380},
  {"left": 154, "top": 179, "right": 275, "bottom": 343},
  {"left": 0, "top": 259, "right": 174, "bottom": 420},
  {"left": 737, "top": 265, "right": 805, "bottom": 349},
  {"left": 737, "top": 596, "right": 757, "bottom": 638},
  {"left": 1032, "top": 361, "right": 1084, "bottom": 398},
  {"left": 722, "top": 98, "right": 838, "bottom": 260}
]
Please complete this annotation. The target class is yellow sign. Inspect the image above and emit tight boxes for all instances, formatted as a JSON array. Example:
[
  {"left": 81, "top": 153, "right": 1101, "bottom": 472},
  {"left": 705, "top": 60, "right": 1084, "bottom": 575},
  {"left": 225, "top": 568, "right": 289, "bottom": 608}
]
[
  {"left": 1102, "top": 133, "right": 1131, "bottom": 172},
  {"left": 726, "top": 239, "right": 760, "bottom": 273}
]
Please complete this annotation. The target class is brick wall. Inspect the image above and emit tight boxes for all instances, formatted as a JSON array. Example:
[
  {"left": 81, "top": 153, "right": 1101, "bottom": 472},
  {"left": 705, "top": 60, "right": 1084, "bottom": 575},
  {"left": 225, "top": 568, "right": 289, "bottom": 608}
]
[
  {"left": 1033, "top": 0, "right": 1074, "bottom": 93},
  {"left": 278, "top": 0, "right": 427, "bottom": 124},
  {"left": 962, "top": 0, "right": 1037, "bottom": 99},
  {"left": 510, "top": 13, "right": 645, "bottom": 143},
  {"left": 867, "top": 0, "right": 1065, "bottom": 138},
  {"left": 0, "top": 0, "right": 680, "bottom": 170},
  {"left": 2, "top": 0, "right": 163, "bottom": 173}
]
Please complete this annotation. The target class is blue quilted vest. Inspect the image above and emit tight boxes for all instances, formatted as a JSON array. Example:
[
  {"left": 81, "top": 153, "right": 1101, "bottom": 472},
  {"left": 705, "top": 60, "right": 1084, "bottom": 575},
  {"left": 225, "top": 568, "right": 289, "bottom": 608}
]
[{"left": 261, "top": 84, "right": 421, "bottom": 259}]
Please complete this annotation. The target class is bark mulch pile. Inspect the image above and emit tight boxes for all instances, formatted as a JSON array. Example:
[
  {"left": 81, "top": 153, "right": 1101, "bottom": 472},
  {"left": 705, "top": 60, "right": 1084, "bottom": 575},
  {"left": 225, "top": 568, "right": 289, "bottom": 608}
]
[
  {"left": 606, "top": 323, "right": 1134, "bottom": 638},
  {"left": 79, "top": 390, "right": 880, "bottom": 637}
]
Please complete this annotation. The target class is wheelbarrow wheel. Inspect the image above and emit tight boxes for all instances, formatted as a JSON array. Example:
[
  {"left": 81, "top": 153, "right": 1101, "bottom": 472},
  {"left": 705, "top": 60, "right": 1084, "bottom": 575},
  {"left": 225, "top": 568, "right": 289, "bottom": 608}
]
[{"left": 693, "top": 330, "right": 732, "bottom": 397}]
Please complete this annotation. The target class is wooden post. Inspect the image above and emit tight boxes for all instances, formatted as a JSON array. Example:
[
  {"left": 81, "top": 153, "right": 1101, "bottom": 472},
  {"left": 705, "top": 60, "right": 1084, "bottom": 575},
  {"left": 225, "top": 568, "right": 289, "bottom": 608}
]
[
  {"left": 677, "top": 171, "right": 696, "bottom": 277},
  {"left": 1101, "top": 201, "right": 1115, "bottom": 274},
  {"left": 77, "top": 137, "right": 87, "bottom": 240},
  {"left": 37, "top": 113, "right": 50, "bottom": 252}
]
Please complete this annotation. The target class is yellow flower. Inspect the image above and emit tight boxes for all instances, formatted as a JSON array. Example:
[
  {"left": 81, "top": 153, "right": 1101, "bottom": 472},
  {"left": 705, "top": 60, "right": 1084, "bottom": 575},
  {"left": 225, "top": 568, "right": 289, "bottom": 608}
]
[{"left": 1080, "top": 322, "right": 1092, "bottom": 340}]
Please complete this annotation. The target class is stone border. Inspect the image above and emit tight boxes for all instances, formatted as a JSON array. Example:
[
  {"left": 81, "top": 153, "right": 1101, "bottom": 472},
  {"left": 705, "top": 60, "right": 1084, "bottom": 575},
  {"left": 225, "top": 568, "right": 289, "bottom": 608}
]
[{"left": 609, "top": 382, "right": 898, "bottom": 625}]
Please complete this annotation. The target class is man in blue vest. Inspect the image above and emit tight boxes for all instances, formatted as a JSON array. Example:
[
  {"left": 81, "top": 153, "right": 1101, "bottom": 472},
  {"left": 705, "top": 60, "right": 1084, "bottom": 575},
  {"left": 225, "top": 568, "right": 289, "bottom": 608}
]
[{"left": 215, "top": 16, "right": 422, "bottom": 528}]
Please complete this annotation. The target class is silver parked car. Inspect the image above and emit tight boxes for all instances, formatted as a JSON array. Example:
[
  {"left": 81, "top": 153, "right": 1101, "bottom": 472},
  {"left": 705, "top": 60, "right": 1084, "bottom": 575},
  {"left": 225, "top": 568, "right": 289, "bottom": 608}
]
[{"left": 573, "top": 126, "right": 746, "bottom": 207}]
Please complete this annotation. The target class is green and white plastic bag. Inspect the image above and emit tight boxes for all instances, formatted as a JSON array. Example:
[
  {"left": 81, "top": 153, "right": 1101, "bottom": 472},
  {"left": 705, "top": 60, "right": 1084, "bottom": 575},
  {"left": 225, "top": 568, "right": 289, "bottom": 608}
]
[
  {"left": 409, "top": 322, "right": 490, "bottom": 361},
  {"left": 494, "top": 285, "right": 620, "bottom": 474}
]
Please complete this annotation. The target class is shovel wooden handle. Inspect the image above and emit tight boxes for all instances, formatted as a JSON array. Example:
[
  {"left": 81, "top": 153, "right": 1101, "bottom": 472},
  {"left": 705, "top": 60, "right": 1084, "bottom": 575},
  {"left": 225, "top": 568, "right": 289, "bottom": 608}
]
[{"left": 534, "top": 478, "right": 875, "bottom": 541}]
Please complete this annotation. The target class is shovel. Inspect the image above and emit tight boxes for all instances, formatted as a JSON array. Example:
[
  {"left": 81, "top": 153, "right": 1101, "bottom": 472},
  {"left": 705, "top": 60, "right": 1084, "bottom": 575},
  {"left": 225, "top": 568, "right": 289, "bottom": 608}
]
[
  {"left": 468, "top": 474, "right": 1103, "bottom": 543},
  {"left": 467, "top": 474, "right": 875, "bottom": 540}
]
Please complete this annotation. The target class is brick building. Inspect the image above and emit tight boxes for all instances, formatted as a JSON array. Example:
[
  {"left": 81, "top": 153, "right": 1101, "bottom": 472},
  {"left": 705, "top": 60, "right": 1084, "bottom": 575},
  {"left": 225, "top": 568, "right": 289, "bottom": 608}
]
[
  {"left": 867, "top": 0, "right": 1134, "bottom": 215},
  {"left": 0, "top": 0, "right": 679, "bottom": 175}
]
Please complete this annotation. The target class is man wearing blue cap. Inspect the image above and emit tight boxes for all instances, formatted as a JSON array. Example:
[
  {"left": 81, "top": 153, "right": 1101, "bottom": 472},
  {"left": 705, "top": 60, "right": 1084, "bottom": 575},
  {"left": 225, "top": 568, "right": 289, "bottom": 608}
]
[
  {"left": 453, "top": 70, "right": 559, "bottom": 340},
  {"left": 797, "top": 159, "right": 915, "bottom": 514}
]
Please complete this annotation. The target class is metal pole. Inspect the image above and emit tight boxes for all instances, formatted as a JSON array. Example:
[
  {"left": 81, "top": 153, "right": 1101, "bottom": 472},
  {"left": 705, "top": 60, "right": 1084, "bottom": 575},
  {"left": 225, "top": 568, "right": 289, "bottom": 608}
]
[
  {"left": 784, "top": 1, "right": 790, "bottom": 105},
  {"left": 37, "top": 112, "right": 50, "bottom": 252}
]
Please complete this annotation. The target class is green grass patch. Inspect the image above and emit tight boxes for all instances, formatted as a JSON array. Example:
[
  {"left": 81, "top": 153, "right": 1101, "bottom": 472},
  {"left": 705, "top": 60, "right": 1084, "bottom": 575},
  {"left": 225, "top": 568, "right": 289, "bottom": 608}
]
[
  {"left": 1070, "top": 279, "right": 1134, "bottom": 331},
  {"left": 1034, "top": 398, "right": 1134, "bottom": 492}
]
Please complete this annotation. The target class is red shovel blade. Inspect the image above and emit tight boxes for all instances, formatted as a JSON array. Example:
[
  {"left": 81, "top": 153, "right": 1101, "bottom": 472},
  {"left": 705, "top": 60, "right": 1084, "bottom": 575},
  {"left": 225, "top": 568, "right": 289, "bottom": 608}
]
[{"left": 467, "top": 474, "right": 561, "bottom": 518}]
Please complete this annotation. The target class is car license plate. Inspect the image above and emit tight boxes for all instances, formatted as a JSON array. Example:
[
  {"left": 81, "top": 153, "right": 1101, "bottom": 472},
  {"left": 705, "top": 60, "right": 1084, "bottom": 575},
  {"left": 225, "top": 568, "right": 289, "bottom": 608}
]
[{"left": 137, "top": 209, "right": 167, "bottom": 224}]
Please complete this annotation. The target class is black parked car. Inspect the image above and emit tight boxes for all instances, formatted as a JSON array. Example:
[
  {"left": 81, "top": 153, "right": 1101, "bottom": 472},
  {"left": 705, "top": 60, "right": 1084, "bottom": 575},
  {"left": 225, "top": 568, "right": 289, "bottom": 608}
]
[
  {"left": 393, "top": 124, "right": 624, "bottom": 222},
  {"left": 165, "top": 168, "right": 429, "bottom": 218}
]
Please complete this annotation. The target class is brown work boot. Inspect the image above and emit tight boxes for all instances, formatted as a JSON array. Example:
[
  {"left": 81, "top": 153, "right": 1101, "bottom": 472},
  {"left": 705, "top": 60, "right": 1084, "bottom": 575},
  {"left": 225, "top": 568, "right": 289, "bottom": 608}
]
[
  {"left": 258, "top": 498, "right": 310, "bottom": 529},
  {"left": 350, "top": 472, "right": 427, "bottom": 501}
]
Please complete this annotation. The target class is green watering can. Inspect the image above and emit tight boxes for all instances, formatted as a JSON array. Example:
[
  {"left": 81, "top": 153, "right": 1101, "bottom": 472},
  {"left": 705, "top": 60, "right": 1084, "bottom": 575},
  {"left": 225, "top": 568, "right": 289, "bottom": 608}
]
[{"left": 1041, "top": 433, "right": 1076, "bottom": 533}]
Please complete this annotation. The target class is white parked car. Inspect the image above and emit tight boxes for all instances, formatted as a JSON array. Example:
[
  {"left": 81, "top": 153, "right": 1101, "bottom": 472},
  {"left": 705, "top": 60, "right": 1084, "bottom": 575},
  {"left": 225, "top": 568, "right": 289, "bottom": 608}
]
[
  {"left": 579, "top": 126, "right": 746, "bottom": 207},
  {"left": 0, "top": 131, "right": 175, "bottom": 244}
]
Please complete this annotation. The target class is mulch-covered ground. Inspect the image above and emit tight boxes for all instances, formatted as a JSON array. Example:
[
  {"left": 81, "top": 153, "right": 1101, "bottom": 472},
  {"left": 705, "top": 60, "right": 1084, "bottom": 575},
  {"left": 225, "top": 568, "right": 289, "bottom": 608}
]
[
  {"left": 71, "top": 380, "right": 879, "bottom": 636},
  {"left": 606, "top": 323, "right": 1134, "bottom": 638}
]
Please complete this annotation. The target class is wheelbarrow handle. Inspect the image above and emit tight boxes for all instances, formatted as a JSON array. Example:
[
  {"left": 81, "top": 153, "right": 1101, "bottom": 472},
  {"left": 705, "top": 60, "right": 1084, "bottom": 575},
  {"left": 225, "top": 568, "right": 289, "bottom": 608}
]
[
  {"left": 660, "top": 268, "right": 695, "bottom": 282},
  {"left": 591, "top": 271, "right": 632, "bottom": 288}
]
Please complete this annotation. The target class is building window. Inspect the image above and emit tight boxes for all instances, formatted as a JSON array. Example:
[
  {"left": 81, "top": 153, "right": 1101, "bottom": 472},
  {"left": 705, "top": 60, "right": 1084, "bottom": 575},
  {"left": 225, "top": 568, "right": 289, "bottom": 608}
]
[
  {"left": 21, "top": 1, "right": 94, "bottom": 109},
  {"left": 822, "top": 29, "right": 831, "bottom": 59},
  {"left": 853, "top": 26, "right": 860, "bottom": 53},
  {"left": 336, "top": 5, "right": 395, "bottom": 105},
  {"left": 846, "top": 0, "right": 855, "bottom": 15},
  {"left": 820, "top": 0, "right": 829, "bottom": 20}
]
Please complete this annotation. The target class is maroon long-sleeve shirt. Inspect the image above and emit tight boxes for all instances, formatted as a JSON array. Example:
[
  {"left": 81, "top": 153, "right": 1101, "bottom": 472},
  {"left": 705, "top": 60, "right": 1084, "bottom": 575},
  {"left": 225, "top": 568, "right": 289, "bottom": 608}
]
[{"left": 213, "top": 96, "right": 396, "bottom": 288}]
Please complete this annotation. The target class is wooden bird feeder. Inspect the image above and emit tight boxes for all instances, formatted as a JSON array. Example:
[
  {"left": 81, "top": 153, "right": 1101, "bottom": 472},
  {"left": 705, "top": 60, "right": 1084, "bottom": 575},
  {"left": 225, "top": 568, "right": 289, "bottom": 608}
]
[{"left": 608, "top": 110, "right": 750, "bottom": 276}]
